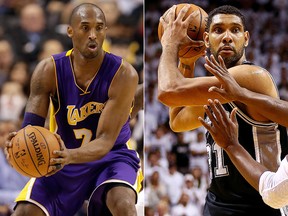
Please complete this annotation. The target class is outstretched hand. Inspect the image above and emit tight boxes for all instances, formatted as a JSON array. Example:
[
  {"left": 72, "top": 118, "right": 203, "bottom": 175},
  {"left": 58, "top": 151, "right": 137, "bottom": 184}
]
[
  {"left": 159, "top": 5, "right": 204, "bottom": 49},
  {"left": 204, "top": 55, "right": 244, "bottom": 101},
  {"left": 198, "top": 99, "right": 239, "bottom": 150}
]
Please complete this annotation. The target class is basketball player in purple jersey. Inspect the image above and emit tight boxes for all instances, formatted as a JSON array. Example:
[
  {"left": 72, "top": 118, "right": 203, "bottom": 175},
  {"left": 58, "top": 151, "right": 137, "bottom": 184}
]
[{"left": 5, "top": 3, "right": 142, "bottom": 216}]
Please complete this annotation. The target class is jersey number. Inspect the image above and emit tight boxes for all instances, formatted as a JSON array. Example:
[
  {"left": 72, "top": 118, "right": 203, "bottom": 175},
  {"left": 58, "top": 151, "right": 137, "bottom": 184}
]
[
  {"left": 207, "top": 143, "right": 229, "bottom": 178},
  {"left": 73, "top": 128, "right": 92, "bottom": 146}
]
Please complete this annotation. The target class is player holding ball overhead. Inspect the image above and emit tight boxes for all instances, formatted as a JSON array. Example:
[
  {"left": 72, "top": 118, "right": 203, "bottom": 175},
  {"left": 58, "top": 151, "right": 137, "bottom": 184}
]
[
  {"left": 157, "top": 3, "right": 287, "bottom": 216},
  {"left": 5, "top": 3, "right": 143, "bottom": 216},
  {"left": 158, "top": 3, "right": 207, "bottom": 59}
]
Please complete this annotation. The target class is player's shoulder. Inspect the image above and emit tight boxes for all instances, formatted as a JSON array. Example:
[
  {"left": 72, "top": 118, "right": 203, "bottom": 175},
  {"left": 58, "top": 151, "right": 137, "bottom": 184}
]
[
  {"left": 106, "top": 51, "right": 138, "bottom": 83},
  {"left": 34, "top": 57, "right": 54, "bottom": 75},
  {"left": 118, "top": 59, "right": 139, "bottom": 80},
  {"left": 230, "top": 64, "right": 272, "bottom": 81},
  {"left": 232, "top": 64, "right": 268, "bottom": 74},
  {"left": 37, "top": 50, "right": 69, "bottom": 70}
]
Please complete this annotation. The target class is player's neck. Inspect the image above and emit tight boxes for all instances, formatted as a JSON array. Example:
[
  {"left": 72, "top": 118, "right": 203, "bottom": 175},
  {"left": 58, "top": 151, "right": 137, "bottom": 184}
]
[{"left": 71, "top": 50, "right": 105, "bottom": 74}]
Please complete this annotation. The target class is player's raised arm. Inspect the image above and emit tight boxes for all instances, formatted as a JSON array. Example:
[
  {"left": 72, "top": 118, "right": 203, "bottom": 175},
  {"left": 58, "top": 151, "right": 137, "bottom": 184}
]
[
  {"left": 206, "top": 55, "right": 288, "bottom": 127},
  {"left": 157, "top": 5, "right": 206, "bottom": 107}
]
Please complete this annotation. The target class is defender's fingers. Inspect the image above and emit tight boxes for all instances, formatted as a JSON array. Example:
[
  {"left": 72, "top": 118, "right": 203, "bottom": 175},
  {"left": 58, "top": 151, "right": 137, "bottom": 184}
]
[
  {"left": 210, "top": 55, "right": 220, "bottom": 67},
  {"left": 208, "top": 99, "right": 225, "bottom": 126},
  {"left": 203, "top": 104, "right": 218, "bottom": 127},
  {"left": 208, "top": 86, "right": 225, "bottom": 94},
  {"left": 230, "top": 107, "right": 238, "bottom": 126},
  {"left": 210, "top": 55, "right": 226, "bottom": 75},
  {"left": 218, "top": 55, "right": 228, "bottom": 71},
  {"left": 204, "top": 62, "right": 222, "bottom": 77},
  {"left": 214, "top": 100, "right": 229, "bottom": 121},
  {"left": 198, "top": 116, "right": 214, "bottom": 133},
  {"left": 204, "top": 58, "right": 225, "bottom": 78}
]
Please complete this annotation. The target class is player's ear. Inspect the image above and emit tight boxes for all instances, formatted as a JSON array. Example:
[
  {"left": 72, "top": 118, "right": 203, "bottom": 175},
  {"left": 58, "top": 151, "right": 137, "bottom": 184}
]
[
  {"left": 203, "top": 32, "right": 209, "bottom": 48},
  {"left": 67, "top": 26, "right": 73, "bottom": 38},
  {"left": 244, "top": 31, "right": 250, "bottom": 47}
]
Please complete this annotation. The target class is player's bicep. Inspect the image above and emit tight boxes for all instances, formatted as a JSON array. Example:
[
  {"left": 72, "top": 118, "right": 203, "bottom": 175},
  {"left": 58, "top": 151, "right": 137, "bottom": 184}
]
[{"left": 25, "top": 58, "right": 56, "bottom": 118}]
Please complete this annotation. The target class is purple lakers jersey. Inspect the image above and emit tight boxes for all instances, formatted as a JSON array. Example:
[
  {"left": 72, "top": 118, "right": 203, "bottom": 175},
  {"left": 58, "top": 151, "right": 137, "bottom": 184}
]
[{"left": 50, "top": 49, "right": 131, "bottom": 149}]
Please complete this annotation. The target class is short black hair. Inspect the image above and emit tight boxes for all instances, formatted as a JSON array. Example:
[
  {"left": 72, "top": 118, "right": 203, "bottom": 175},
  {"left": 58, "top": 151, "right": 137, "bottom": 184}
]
[
  {"left": 69, "top": 3, "right": 106, "bottom": 25},
  {"left": 205, "top": 5, "right": 246, "bottom": 32}
]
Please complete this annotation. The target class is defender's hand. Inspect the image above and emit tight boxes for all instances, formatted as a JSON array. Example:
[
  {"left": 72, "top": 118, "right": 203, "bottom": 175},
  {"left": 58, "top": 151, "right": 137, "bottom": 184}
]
[
  {"left": 204, "top": 55, "right": 244, "bottom": 101},
  {"left": 198, "top": 99, "right": 239, "bottom": 149}
]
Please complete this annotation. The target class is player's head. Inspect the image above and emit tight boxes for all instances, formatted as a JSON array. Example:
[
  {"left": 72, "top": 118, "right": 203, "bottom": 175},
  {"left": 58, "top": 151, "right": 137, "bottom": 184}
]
[
  {"left": 204, "top": 5, "right": 250, "bottom": 68},
  {"left": 67, "top": 3, "right": 107, "bottom": 59}
]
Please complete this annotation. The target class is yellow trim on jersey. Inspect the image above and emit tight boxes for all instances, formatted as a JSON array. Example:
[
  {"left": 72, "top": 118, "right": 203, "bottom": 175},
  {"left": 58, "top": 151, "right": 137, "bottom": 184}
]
[
  {"left": 15, "top": 178, "right": 35, "bottom": 201},
  {"left": 49, "top": 55, "right": 60, "bottom": 133},
  {"left": 49, "top": 99, "right": 58, "bottom": 133},
  {"left": 65, "top": 49, "right": 73, "bottom": 56},
  {"left": 103, "top": 39, "right": 111, "bottom": 53},
  {"left": 15, "top": 178, "right": 50, "bottom": 216},
  {"left": 136, "top": 168, "right": 144, "bottom": 193},
  {"left": 50, "top": 54, "right": 61, "bottom": 118},
  {"left": 126, "top": 139, "right": 144, "bottom": 193}
]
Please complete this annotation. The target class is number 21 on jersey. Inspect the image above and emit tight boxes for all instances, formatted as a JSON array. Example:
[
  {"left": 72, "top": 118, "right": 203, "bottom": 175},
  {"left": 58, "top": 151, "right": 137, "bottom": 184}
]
[{"left": 207, "top": 142, "right": 229, "bottom": 179}]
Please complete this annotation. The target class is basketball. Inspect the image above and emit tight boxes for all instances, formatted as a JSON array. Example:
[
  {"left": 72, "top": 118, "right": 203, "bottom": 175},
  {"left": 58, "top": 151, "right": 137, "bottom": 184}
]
[
  {"left": 8, "top": 125, "right": 61, "bottom": 178},
  {"left": 158, "top": 3, "right": 207, "bottom": 58}
]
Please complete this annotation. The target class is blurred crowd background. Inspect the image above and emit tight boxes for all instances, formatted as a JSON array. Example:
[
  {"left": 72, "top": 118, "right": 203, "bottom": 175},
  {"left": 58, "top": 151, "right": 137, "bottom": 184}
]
[
  {"left": 0, "top": 0, "right": 143, "bottom": 215},
  {"left": 145, "top": 0, "right": 288, "bottom": 215}
]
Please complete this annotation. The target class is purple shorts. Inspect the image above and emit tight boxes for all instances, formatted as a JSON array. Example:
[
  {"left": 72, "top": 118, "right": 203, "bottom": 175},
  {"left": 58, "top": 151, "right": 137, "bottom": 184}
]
[{"left": 15, "top": 147, "right": 143, "bottom": 216}]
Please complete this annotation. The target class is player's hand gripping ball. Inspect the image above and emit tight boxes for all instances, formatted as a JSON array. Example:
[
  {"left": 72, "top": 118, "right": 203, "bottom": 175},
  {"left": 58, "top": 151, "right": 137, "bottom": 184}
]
[
  {"left": 8, "top": 125, "right": 61, "bottom": 178},
  {"left": 158, "top": 3, "right": 207, "bottom": 58}
]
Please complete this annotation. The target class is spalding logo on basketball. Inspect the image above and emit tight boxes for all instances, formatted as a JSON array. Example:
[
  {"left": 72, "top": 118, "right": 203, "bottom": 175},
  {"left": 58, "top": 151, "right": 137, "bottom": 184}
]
[{"left": 8, "top": 125, "right": 60, "bottom": 178}]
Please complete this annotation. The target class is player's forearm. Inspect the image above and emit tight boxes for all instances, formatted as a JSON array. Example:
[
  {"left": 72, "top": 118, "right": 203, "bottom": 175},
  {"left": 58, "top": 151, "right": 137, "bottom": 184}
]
[
  {"left": 158, "top": 46, "right": 200, "bottom": 107},
  {"left": 224, "top": 142, "right": 268, "bottom": 190},
  {"left": 68, "top": 137, "right": 114, "bottom": 163},
  {"left": 238, "top": 88, "right": 288, "bottom": 127},
  {"left": 158, "top": 44, "right": 182, "bottom": 90}
]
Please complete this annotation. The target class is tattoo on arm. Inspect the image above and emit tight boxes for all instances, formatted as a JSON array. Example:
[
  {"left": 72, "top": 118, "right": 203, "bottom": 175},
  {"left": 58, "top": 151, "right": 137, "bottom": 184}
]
[{"left": 181, "top": 63, "right": 192, "bottom": 71}]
